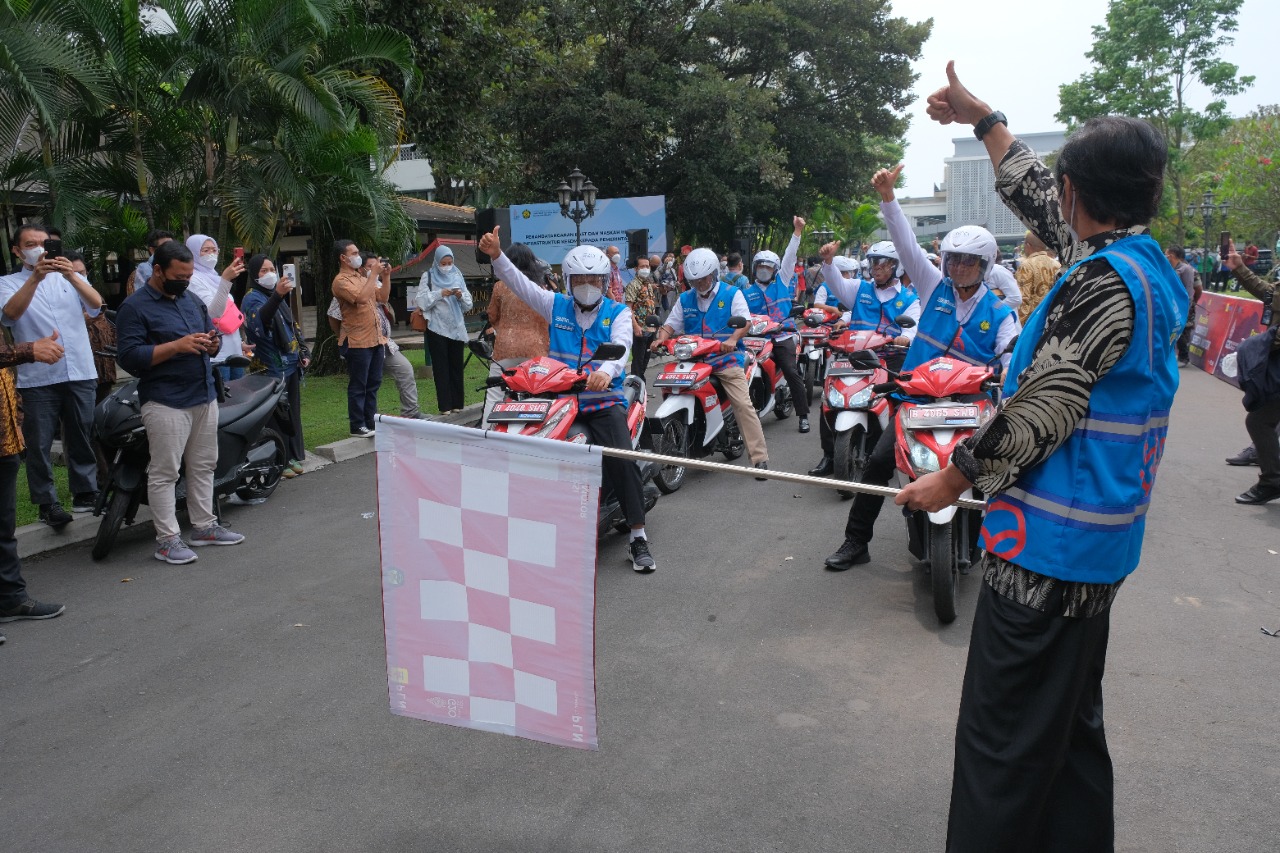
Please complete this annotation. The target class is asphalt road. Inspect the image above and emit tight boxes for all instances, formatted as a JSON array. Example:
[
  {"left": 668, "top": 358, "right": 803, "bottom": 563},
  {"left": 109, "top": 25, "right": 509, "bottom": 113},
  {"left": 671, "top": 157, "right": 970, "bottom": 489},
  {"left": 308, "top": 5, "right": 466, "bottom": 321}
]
[{"left": 3, "top": 368, "right": 1278, "bottom": 852}]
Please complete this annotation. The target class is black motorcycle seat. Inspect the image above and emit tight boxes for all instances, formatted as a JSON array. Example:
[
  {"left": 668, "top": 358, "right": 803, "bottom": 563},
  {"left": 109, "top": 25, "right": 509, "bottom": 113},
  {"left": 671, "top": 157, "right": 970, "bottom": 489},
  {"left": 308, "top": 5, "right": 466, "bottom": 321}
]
[{"left": 218, "top": 374, "right": 280, "bottom": 427}]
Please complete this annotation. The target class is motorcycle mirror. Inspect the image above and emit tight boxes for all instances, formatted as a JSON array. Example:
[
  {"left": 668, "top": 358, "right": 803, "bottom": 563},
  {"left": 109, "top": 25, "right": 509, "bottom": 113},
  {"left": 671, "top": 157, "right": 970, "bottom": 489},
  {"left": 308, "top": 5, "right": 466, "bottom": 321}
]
[
  {"left": 726, "top": 315, "right": 748, "bottom": 329},
  {"left": 645, "top": 313, "right": 663, "bottom": 328},
  {"left": 1002, "top": 335, "right": 1019, "bottom": 355},
  {"left": 894, "top": 315, "right": 916, "bottom": 329},
  {"left": 790, "top": 306, "right": 808, "bottom": 318},
  {"left": 484, "top": 375, "right": 506, "bottom": 387},
  {"left": 592, "top": 343, "right": 627, "bottom": 362},
  {"left": 804, "top": 315, "right": 822, "bottom": 327}
]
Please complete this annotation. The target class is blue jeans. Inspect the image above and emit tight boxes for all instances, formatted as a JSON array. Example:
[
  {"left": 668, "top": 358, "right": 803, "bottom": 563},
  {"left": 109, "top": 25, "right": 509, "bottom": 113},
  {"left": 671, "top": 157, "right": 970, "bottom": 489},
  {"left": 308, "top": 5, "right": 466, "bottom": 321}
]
[
  {"left": 216, "top": 364, "right": 245, "bottom": 382},
  {"left": 345, "top": 345, "right": 384, "bottom": 431},
  {"left": 19, "top": 379, "right": 98, "bottom": 505}
]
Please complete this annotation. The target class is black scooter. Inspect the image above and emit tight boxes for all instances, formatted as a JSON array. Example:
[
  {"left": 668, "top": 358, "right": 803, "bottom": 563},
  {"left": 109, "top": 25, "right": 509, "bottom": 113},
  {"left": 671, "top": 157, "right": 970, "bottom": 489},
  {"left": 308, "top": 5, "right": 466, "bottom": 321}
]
[{"left": 91, "top": 355, "right": 292, "bottom": 560}]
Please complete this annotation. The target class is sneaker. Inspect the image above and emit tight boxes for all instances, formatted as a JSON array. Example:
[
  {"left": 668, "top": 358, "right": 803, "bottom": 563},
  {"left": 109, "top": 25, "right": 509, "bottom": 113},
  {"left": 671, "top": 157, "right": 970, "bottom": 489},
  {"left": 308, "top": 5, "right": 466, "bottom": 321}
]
[
  {"left": 72, "top": 491, "right": 99, "bottom": 513},
  {"left": 154, "top": 536, "right": 198, "bottom": 564},
  {"left": 824, "top": 538, "right": 870, "bottom": 571},
  {"left": 629, "top": 538, "right": 656, "bottom": 573},
  {"left": 0, "top": 598, "right": 66, "bottom": 622},
  {"left": 38, "top": 502, "right": 73, "bottom": 528},
  {"left": 1236, "top": 484, "right": 1280, "bottom": 505},
  {"left": 282, "top": 467, "right": 298, "bottom": 479},
  {"left": 1226, "top": 446, "right": 1259, "bottom": 467},
  {"left": 351, "top": 426, "right": 376, "bottom": 438},
  {"left": 288, "top": 459, "right": 305, "bottom": 475},
  {"left": 754, "top": 460, "right": 769, "bottom": 481},
  {"left": 798, "top": 417, "right": 811, "bottom": 434},
  {"left": 190, "top": 524, "right": 245, "bottom": 547}
]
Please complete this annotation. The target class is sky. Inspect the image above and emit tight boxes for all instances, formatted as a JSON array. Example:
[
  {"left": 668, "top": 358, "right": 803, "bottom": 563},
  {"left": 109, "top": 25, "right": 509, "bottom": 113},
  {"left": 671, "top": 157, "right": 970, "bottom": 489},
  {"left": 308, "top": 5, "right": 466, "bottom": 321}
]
[{"left": 889, "top": 0, "right": 1280, "bottom": 198}]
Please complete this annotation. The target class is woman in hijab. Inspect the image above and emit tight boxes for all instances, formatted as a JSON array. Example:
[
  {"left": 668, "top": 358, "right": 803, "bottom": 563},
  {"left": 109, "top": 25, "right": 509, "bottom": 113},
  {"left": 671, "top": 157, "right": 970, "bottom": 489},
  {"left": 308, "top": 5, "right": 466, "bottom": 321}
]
[
  {"left": 414, "top": 245, "right": 473, "bottom": 413},
  {"left": 184, "top": 234, "right": 249, "bottom": 380},
  {"left": 241, "top": 254, "right": 308, "bottom": 477}
]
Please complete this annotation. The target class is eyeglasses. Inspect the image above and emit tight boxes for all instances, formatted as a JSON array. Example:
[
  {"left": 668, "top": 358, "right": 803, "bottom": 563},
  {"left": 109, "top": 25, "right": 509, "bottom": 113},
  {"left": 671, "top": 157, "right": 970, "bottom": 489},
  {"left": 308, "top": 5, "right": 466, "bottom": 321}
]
[
  {"left": 870, "top": 258, "right": 896, "bottom": 269},
  {"left": 946, "top": 253, "right": 983, "bottom": 268},
  {"left": 570, "top": 274, "right": 607, "bottom": 288}
]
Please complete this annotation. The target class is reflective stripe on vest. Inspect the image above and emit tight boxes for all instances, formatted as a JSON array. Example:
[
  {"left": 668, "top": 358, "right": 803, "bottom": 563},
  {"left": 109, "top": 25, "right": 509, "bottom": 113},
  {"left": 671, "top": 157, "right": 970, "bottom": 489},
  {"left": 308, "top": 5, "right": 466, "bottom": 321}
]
[{"left": 901, "top": 282, "right": 1011, "bottom": 373}]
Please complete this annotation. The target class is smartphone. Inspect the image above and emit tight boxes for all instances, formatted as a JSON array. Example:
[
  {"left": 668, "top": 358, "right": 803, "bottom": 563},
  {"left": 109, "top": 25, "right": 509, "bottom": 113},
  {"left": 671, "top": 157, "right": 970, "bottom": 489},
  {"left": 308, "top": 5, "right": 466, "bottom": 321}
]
[
  {"left": 42, "top": 238, "right": 63, "bottom": 259},
  {"left": 1219, "top": 231, "right": 1230, "bottom": 258},
  {"left": 233, "top": 247, "right": 244, "bottom": 263},
  {"left": 282, "top": 263, "right": 297, "bottom": 282}
]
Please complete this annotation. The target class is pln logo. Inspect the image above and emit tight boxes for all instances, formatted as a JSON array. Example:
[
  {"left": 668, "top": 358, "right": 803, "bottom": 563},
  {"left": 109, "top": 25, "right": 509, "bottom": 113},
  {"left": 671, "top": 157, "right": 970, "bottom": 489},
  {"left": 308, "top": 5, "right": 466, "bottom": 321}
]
[{"left": 979, "top": 320, "right": 990, "bottom": 331}]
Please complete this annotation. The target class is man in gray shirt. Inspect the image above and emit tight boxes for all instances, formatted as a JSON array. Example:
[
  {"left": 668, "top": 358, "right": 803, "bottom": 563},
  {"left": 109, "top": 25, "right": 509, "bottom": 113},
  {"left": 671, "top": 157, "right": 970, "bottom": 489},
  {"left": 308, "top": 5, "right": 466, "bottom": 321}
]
[{"left": 1165, "top": 244, "right": 1200, "bottom": 366}]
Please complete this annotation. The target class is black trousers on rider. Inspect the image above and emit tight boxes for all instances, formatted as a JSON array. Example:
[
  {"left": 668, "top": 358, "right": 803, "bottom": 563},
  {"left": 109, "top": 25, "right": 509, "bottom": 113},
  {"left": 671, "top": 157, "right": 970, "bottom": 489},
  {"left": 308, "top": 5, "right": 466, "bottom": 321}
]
[
  {"left": 576, "top": 404, "right": 646, "bottom": 528},
  {"left": 773, "top": 337, "right": 809, "bottom": 418},
  {"left": 843, "top": 419, "right": 898, "bottom": 544}
]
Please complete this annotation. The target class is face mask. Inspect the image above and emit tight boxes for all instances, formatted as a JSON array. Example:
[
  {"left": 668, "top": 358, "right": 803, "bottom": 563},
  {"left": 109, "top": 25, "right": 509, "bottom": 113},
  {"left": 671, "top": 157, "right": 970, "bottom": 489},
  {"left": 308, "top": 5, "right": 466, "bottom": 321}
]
[
  {"left": 197, "top": 252, "right": 218, "bottom": 270},
  {"left": 609, "top": 255, "right": 619, "bottom": 266},
  {"left": 347, "top": 255, "right": 362, "bottom": 269},
  {"left": 21, "top": 247, "right": 43, "bottom": 267},
  {"left": 720, "top": 263, "right": 728, "bottom": 274},
  {"left": 258, "top": 272, "right": 279, "bottom": 289},
  {"left": 637, "top": 268, "right": 651, "bottom": 279},
  {"left": 1065, "top": 191, "right": 1079, "bottom": 243},
  {"left": 572, "top": 284, "right": 603, "bottom": 310},
  {"left": 163, "top": 278, "right": 190, "bottom": 297},
  {"left": 755, "top": 268, "right": 774, "bottom": 284}
]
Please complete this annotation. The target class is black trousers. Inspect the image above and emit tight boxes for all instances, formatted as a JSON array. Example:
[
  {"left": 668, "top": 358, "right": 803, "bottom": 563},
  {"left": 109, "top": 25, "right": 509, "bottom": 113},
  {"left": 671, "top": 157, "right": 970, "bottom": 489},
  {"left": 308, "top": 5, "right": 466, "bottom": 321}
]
[
  {"left": 631, "top": 334, "right": 652, "bottom": 379},
  {"left": 0, "top": 454, "right": 27, "bottom": 608},
  {"left": 283, "top": 369, "right": 304, "bottom": 461},
  {"left": 576, "top": 405, "right": 645, "bottom": 528},
  {"left": 425, "top": 330, "right": 466, "bottom": 412},
  {"left": 1246, "top": 395, "right": 1280, "bottom": 489},
  {"left": 947, "top": 580, "right": 1114, "bottom": 853},
  {"left": 1176, "top": 308, "right": 1194, "bottom": 362},
  {"left": 344, "top": 345, "right": 384, "bottom": 431},
  {"left": 843, "top": 419, "right": 899, "bottom": 543},
  {"left": 773, "top": 337, "right": 809, "bottom": 417}
]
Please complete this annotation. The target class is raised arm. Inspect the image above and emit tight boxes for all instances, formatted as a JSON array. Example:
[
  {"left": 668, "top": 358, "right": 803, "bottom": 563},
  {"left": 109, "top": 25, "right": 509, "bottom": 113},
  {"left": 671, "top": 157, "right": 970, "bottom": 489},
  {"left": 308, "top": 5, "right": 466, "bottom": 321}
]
[
  {"left": 779, "top": 218, "right": 804, "bottom": 291},
  {"left": 478, "top": 227, "right": 554, "bottom": 322},
  {"left": 872, "top": 165, "right": 943, "bottom": 304}
]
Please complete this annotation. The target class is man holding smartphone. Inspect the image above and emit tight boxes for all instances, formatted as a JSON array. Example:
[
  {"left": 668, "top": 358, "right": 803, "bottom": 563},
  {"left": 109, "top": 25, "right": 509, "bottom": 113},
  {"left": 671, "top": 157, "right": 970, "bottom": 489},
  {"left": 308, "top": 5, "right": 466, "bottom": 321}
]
[{"left": 0, "top": 224, "right": 104, "bottom": 527}]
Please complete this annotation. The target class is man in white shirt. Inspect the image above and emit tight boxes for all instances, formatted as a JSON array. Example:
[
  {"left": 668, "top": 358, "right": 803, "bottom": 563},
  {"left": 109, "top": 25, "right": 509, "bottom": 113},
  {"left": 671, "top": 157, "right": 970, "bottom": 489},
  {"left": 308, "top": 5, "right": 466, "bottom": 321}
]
[{"left": 0, "top": 224, "right": 104, "bottom": 526}]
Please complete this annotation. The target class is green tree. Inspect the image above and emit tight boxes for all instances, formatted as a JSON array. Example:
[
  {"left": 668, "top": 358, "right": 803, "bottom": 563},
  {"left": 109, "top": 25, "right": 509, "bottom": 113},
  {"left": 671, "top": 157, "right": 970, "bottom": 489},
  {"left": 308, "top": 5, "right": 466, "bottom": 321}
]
[
  {"left": 1057, "top": 0, "right": 1254, "bottom": 243},
  {"left": 1185, "top": 105, "right": 1280, "bottom": 249}
]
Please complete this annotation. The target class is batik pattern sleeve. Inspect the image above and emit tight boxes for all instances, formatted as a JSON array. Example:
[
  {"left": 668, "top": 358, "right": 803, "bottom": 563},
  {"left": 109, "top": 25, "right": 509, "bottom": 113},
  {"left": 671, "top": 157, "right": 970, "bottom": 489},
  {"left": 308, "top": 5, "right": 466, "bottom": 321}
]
[{"left": 993, "top": 139, "right": 1075, "bottom": 261}]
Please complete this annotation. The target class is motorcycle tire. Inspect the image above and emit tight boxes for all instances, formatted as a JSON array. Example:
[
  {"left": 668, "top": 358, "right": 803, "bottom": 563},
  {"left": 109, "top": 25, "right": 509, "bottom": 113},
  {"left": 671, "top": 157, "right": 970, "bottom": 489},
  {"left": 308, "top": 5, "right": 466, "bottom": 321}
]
[
  {"left": 91, "top": 487, "right": 132, "bottom": 561},
  {"left": 773, "top": 383, "right": 793, "bottom": 420},
  {"left": 832, "top": 425, "right": 866, "bottom": 491},
  {"left": 804, "top": 359, "right": 816, "bottom": 403},
  {"left": 653, "top": 418, "right": 688, "bottom": 494},
  {"left": 720, "top": 415, "right": 745, "bottom": 461},
  {"left": 928, "top": 521, "right": 959, "bottom": 624},
  {"left": 235, "top": 427, "right": 287, "bottom": 502}
]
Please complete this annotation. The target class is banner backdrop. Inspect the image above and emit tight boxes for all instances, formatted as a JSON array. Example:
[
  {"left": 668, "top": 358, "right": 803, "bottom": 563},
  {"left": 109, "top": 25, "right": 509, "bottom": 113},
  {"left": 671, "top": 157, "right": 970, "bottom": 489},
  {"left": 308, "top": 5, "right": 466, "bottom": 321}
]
[
  {"left": 507, "top": 195, "right": 667, "bottom": 265},
  {"left": 1189, "top": 292, "right": 1266, "bottom": 387},
  {"left": 376, "top": 416, "right": 601, "bottom": 750}
]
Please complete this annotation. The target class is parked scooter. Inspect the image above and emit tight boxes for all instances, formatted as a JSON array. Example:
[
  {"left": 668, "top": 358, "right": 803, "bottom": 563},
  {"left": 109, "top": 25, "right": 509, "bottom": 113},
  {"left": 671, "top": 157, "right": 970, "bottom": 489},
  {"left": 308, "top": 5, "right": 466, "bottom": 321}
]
[
  {"left": 742, "top": 314, "right": 794, "bottom": 421},
  {"left": 91, "top": 355, "right": 291, "bottom": 560},
  {"left": 485, "top": 343, "right": 660, "bottom": 536},
  {"left": 646, "top": 316, "right": 750, "bottom": 493}
]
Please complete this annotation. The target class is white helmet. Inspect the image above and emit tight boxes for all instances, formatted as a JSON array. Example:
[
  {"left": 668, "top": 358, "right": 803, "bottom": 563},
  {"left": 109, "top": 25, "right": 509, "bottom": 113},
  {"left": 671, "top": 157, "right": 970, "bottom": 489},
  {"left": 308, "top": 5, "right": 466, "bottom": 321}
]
[
  {"left": 940, "top": 226, "right": 997, "bottom": 280},
  {"left": 752, "top": 249, "right": 781, "bottom": 284},
  {"left": 832, "top": 256, "right": 859, "bottom": 277},
  {"left": 562, "top": 245, "right": 611, "bottom": 308},
  {"left": 865, "top": 240, "right": 902, "bottom": 279},
  {"left": 683, "top": 247, "right": 720, "bottom": 288}
]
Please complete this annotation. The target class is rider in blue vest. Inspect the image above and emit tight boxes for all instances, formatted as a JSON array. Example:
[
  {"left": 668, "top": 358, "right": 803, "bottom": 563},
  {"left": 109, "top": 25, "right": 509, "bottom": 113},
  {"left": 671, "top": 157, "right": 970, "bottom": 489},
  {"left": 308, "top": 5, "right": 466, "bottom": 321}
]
[
  {"left": 743, "top": 216, "right": 811, "bottom": 432},
  {"left": 479, "top": 230, "right": 656, "bottom": 572},
  {"left": 892, "top": 66, "right": 1187, "bottom": 849},
  {"left": 807, "top": 247, "right": 923, "bottom": 478},
  {"left": 650, "top": 248, "right": 770, "bottom": 475}
]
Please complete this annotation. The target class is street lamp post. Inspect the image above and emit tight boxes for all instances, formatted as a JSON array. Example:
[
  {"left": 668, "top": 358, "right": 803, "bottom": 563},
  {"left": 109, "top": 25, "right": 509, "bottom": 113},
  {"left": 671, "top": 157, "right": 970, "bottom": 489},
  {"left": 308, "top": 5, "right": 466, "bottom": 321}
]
[
  {"left": 557, "top": 166, "right": 598, "bottom": 247},
  {"left": 1185, "top": 190, "right": 1230, "bottom": 291},
  {"left": 736, "top": 214, "right": 765, "bottom": 254}
]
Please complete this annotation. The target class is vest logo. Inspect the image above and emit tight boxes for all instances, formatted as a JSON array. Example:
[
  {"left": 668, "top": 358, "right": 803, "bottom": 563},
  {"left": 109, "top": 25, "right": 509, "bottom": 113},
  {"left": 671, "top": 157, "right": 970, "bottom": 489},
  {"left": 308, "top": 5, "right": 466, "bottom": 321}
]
[
  {"left": 717, "top": 301, "right": 725, "bottom": 309},
  {"left": 602, "top": 317, "right": 611, "bottom": 326},
  {"left": 981, "top": 499, "right": 1026, "bottom": 560},
  {"left": 895, "top": 300, "right": 903, "bottom": 308},
  {"left": 980, "top": 320, "right": 990, "bottom": 331}
]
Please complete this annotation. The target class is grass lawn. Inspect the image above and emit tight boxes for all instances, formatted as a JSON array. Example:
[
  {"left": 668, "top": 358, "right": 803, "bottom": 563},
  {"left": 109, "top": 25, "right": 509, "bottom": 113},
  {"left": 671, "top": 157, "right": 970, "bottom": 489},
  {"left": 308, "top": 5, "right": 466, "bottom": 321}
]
[{"left": 15, "top": 346, "right": 491, "bottom": 527}]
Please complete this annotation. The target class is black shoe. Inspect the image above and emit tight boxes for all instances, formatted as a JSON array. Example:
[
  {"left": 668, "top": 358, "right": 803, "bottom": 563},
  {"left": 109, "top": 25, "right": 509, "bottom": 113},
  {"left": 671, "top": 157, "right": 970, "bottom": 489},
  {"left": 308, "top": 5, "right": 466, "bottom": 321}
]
[
  {"left": 754, "top": 461, "right": 769, "bottom": 481},
  {"left": 0, "top": 598, "right": 65, "bottom": 622},
  {"left": 824, "top": 539, "right": 870, "bottom": 571},
  {"left": 38, "top": 502, "right": 72, "bottom": 528},
  {"left": 1226, "top": 446, "right": 1259, "bottom": 466},
  {"left": 72, "top": 491, "right": 98, "bottom": 513},
  {"left": 629, "top": 538, "right": 656, "bottom": 573},
  {"left": 1236, "top": 484, "right": 1280, "bottom": 505},
  {"left": 798, "top": 417, "right": 810, "bottom": 433},
  {"left": 350, "top": 426, "right": 376, "bottom": 438},
  {"left": 808, "top": 456, "right": 833, "bottom": 477}
]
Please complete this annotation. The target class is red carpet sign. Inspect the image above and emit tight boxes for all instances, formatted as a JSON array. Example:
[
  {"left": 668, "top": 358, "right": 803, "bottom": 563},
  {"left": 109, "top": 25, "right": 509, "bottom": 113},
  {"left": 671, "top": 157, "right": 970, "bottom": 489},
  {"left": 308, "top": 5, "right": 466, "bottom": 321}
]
[
  {"left": 1189, "top": 292, "right": 1265, "bottom": 387},
  {"left": 375, "top": 416, "right": 602, "bottom": 750}
]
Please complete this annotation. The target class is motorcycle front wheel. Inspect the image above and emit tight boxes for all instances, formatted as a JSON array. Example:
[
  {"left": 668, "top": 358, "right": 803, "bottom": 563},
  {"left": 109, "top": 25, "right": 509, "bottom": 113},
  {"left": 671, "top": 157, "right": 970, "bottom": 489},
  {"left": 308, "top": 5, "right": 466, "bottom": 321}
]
[
  {"left": 720, "top": 414, "right": 745, "bottom": 460},
  {"left": 928, "top": 521, "right": 959, "bottom": 624},
  {"left": 773, "top": 382, "right": 793, "bottom": 419},
  {"left": 235, "top": 427, "right": 287, "bottom": 501},
  {"left": 91, "top": 487, "right": 133, "bottom": 561},
  {"left": 804, "top": 358, "right": 817, "bottom": 403},
  {"left": 653, "top": 418, "right": 688, "bottom": 494},
  {"left": 832, "top": 425, "right": 866, "bottom": 496}
]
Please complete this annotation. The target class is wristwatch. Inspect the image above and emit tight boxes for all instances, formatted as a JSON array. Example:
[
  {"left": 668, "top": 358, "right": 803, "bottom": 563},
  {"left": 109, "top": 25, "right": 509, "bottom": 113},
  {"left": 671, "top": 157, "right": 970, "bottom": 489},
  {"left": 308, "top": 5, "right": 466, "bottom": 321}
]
[{"left": 973, "top": 111, "right": 1007, "bottom": 141}]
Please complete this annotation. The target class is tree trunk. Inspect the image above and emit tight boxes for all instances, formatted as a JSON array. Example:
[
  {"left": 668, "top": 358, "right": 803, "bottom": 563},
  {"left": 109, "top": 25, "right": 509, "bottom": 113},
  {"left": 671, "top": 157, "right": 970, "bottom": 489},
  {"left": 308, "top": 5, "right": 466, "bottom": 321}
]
[{"left": 308, "top": 220, "right": 343, "bottom": 376}]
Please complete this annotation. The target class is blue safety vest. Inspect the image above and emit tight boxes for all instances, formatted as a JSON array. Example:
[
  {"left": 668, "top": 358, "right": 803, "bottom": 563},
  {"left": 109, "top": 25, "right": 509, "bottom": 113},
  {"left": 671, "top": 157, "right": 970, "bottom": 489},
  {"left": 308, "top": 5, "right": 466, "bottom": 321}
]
[
  {"left": 744, "top": 273, "right": 796, "bottom": 336},
  {"left": 678, "top": 283, "right": 745, "bottom": 370},
  {"left": 547, "top": 294, "right": 627, "bottom": 412},
  {"left": 814, "top": 284, "right": 845, "bottom": 313},
  {"left": 848, "top": 281, "right": 919, "bottom": 337},
  {"left": 979, "top": 234, "right": 1188, "bottom": 583},
  {"left": 902, "top": 281, "right": 1013, "bottom": 372}
]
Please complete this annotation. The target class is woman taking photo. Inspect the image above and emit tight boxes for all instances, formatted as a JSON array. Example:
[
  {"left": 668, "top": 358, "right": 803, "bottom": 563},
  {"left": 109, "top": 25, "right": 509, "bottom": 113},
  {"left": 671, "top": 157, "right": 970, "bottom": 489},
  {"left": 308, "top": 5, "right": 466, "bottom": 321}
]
[
  {"left": 185, "top": 234, "right": 249, "bottom": 380},
  {"left": 415, "top": 246, "right": 473, "bottom": 413},
  {"left": 241, "top": 255, "right": 308, "bottom": 478}
]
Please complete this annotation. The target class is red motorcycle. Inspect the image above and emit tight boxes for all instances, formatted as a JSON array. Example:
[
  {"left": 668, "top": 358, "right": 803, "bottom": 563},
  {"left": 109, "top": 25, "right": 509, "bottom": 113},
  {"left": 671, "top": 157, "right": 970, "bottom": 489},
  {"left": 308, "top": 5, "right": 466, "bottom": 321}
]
[
  {"left": 798, "top": 308, "right": 838, "bottom": 402},
  {"left": 486, "top": 344, "right": 659, "bottom": 535},
  {"left": 876, "top": 354, "right": 1003, "bottom": 624},
  {"left": 648, "top": 318, "right": 750, "bottom": 493},
  {"left": 821, "top": 329, "right": 902, "bottom": 492},
  {"left": 742, "top": 314, "right": 794, "bottom": 421}
]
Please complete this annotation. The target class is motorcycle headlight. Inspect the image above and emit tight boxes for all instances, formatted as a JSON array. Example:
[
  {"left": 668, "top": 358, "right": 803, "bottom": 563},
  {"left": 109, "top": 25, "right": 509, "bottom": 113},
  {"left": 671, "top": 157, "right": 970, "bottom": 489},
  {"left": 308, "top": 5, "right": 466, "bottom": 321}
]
[
  {"left": 908, "top": 436, "right": 940, "bottom": 474},
  {"left": 532, "top": 404, "right": 573, "bottom": 438},
  {"left": 827, "top": 386, "right": 845, "bottom": 408},
  {"left": 848, "top": 388, "right": 872, "bottom": 409},
  {"left": 673, "top": 343, "right": 695, "bottom": 361}
]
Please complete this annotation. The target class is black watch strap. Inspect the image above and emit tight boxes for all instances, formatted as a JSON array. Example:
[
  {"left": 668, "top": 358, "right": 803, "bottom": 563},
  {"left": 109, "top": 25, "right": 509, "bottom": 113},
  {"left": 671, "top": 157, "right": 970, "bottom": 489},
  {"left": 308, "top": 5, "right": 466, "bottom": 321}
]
[{"left": 973, "top": 111, "right": 1007, "bottom": 141}]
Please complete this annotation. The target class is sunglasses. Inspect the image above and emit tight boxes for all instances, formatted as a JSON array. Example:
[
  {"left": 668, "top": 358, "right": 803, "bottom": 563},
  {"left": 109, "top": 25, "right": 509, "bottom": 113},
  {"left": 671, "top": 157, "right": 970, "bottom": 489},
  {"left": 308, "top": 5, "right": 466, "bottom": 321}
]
[{"left": 946, "top": 253, "right": 983, "bottom": 268}]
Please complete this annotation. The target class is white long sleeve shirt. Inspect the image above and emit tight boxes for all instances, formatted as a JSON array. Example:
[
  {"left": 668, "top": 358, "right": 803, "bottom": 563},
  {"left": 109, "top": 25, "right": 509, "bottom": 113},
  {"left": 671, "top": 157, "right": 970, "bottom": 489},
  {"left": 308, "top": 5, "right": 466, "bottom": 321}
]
[
  {"left": 816, "top": 266, "right": 921, "bottom": 341},
  {"left": 491, "top": 252, "right": 631, "bottom": 379},
  {"left": 662, "top": 282, "right": 752, "bottom": 336},
  {"left": 987, "top": 262, "right": 1023, "bottom": 311}
]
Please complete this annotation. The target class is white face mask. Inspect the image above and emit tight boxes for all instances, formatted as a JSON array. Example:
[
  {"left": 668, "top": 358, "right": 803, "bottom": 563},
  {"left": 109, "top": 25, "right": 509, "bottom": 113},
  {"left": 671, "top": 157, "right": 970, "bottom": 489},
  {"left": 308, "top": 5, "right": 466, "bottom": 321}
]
[
  {"left": 258, "top": 272, "right": 279, "bottom": 289},
  {"left": 197, "top": 252, "right": 218, "bottom": 270},
  {"left": 572, "top": 284, "right": 603, "bottom": 308},
  {"left": 21, "top": 247, "right": 43, "bottom": 267},
  {"left": 636, "top": 268, "right": 651, "bottom": 279},
  {"left": 609, "top": 254, "right": 619, "bottom": 266},
  {"left": 347, "top": 254, "right": 362, "bottom": 269},
  {"left": 755, "top": 267, "right": 774, "bottom": 284},
  {"left": 1064, "top": 190, "right": 1079, "bottom": 243}
]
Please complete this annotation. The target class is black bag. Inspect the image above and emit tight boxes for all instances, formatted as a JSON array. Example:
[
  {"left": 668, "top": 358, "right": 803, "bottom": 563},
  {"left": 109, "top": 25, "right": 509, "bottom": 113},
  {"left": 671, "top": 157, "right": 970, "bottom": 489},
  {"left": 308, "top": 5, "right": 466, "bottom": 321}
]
[{"left": 1236, "top": 327, "right": 1280, "bottom": 412}]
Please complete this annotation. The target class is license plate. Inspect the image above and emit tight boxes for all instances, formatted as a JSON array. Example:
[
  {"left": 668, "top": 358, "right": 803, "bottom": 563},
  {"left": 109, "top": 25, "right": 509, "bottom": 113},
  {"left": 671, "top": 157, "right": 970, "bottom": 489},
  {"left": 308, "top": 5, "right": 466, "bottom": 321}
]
[
  {"left": 654, "top": 372, "right": 698, "bottom": 388},
  {"left": 827, "top": 359, "right": 873, "bottom": 377},
  {"left": 489, "top": 401, "right": 552, "bottom": 422},
  {"left": 904, "top": 404, "right": 980, "bottom": 428}
]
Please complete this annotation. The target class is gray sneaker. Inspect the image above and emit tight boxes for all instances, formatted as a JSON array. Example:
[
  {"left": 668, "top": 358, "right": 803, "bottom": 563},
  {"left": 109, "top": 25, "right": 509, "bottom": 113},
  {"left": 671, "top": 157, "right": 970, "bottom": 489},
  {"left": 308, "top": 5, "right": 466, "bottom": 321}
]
[
  {"left": 190, "top": 524, "right": 245, "bottom": 547},
  {"left": 155, "top": 536, "right": 198, "bottom": 564}
]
